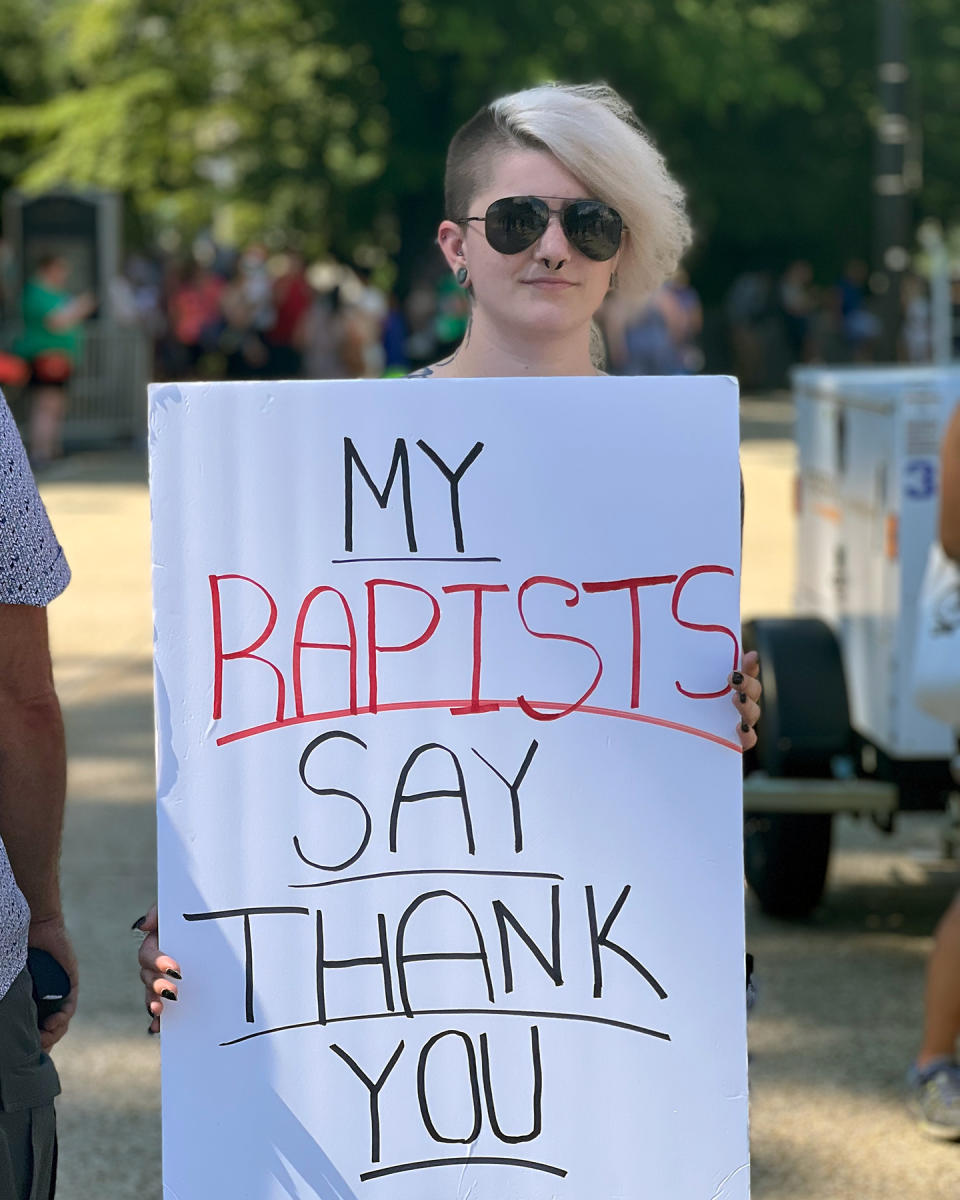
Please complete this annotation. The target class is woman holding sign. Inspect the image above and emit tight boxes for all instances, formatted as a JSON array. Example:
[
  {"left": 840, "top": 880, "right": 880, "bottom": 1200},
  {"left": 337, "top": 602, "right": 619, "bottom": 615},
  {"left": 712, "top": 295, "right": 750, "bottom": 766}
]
[{"left": 137, "top": 81, "right": 761, "bottom": 1029}]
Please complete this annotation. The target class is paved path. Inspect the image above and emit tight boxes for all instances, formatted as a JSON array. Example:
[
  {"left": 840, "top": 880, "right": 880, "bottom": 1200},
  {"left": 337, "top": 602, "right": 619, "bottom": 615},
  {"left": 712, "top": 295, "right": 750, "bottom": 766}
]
[{"left": 34, "top": 395, "right": 960, "bottom": 1197}]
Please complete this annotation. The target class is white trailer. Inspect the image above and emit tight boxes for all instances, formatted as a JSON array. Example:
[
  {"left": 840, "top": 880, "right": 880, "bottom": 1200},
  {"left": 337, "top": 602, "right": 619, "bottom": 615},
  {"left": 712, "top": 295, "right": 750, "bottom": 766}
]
[{"left": 743, "top": 366, "right": 960, "bottom": 915}]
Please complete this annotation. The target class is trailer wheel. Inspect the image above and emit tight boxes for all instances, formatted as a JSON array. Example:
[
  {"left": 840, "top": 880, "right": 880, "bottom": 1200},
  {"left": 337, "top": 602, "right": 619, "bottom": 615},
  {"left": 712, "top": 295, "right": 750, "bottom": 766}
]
[
  {"left": 743, "top": 812, "right": 833, "bottom": 918},
  {"left": 742, "top": 618, "right": 851, "bottom": 918}
]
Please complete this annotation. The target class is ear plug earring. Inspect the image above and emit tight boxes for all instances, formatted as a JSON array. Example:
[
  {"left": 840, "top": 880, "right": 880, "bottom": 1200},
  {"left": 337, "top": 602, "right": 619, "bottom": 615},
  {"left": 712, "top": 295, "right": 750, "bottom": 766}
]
[{"left": 455, "top": 266, "right": 469, "bottom": 286}]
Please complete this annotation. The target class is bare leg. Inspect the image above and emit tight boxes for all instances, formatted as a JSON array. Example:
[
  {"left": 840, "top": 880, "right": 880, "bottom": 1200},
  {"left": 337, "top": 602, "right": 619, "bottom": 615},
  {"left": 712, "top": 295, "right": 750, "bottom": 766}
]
[
  {"left": 918, "top": 892, "right": 960, "bottom": 1068},
  {"left": 28, "top": 387, "right": 65, "bottom": 466}
]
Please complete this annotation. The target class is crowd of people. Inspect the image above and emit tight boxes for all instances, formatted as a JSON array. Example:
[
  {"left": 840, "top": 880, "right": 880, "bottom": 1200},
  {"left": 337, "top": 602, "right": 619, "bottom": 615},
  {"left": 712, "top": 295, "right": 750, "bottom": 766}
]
[
  {"left": 104, "top": 243, "right": 469, "bottom": 384},
  {"left": 3, "top": 232, "right": 951, "bottom": 431},
  {"left": 103, "top": 246, "right": 947, "bottom": 394},
  {"left": 722, "top": 257, "right": 948, "bottom": 389}
]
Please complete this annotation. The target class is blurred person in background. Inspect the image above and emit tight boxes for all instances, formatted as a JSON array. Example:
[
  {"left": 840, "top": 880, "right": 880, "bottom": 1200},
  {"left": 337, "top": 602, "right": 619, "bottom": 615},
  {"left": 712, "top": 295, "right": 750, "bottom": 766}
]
[
  {"left": 109, "top": 256, "right": 164, "bottom": 342},
  {"left": 301, "top": 284, "right": 347, "bottom": 379},
  {"left": 266, "top": 252, "right": 312, "bottom": 378},
  {"left": 167, "top": 260, "right": 224, "bottom": 379},
  {"left": 778, "top": 259, "right": 815, "bottom": 366},
  {"left": 664, "top": 267, "right": 703, "bottom": 372},
  {"left": 0, "top": 388, "right": 78, "bottom": 1197},
  {"left": 381, "top": 291, "right": 409, "bottom": 377},
  {"left": 403, "top": 276, "right": 442, "bottom": 369},
  {"left": 835, "top": 258, "right": 879, "bottom": 362},
  {"left": 724, "top": 270, "right": 775, "bottom": 390},
  {"left": 14, "top": 255, "right": 96, "bottom": 469},
  {"left": 220, "top": 261, "right": 269, "bottom": 379},
  {"left": 238, "top": 244, "right": 276, "bottom": 343},
  {"left": 601, "top": 283, "right": 687, "bottom": 375},
  {"left": 901, "top": 273, "right": 932, "bottom": 364},
  {"left": 908, "top": 401, "right": 960, "bottom": 1140},
  {"left": 0, "top": 239, "right": 16, "bottom": 325},
  {"left": 337, "top": 299, "right": 376, "bottom": 378},
  {"left": 352, "top": 267, "right": 387, "bottom": 377},
  {"left": 432, "top": 271, "right": 471, "bottom": 362}
]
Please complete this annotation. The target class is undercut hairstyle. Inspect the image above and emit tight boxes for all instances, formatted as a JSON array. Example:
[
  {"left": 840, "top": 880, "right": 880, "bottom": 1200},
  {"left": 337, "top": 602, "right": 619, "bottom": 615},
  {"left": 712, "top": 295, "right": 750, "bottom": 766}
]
[{"left": 445, "top": 82, "right": 692, "bottom": 301}]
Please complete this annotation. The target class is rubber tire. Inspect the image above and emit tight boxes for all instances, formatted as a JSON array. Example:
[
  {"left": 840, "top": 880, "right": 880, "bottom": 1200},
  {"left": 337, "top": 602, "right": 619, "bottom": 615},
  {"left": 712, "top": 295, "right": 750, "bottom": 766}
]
[
  {"left": 742, "top": 618, "right": 850, "bottom": 918},
  {"left": 743, "top": 811, "right": 833, "bottom": 918}
]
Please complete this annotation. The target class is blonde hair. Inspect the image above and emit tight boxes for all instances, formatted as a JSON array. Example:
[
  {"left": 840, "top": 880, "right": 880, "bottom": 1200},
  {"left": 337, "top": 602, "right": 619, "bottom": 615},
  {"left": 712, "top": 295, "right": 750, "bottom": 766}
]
[{"left": 445, "top": 82, "right": 692, "bottom": 302}]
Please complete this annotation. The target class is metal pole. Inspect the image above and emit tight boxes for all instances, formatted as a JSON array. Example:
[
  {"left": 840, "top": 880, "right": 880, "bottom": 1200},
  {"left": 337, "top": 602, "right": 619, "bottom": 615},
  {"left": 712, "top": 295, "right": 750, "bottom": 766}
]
[
  {"left": 873, "top": 0, "right": 912, "bottom": 361},
  {"left": 930, "top": 233, "right": 952, "bottom": 364}
]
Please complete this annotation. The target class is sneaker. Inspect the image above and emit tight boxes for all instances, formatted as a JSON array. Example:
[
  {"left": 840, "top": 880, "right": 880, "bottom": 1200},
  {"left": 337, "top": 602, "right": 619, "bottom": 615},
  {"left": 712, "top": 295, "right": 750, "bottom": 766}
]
[{"left": 907, "top": 1060, "right": 960, "bottom": 1140}]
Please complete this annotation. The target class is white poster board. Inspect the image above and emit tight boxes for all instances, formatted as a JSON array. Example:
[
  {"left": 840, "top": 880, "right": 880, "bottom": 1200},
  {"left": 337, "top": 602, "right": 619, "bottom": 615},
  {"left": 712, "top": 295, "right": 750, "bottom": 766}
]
[{"left": 149, "top": 376, "right": 749, "bottom": 1200}]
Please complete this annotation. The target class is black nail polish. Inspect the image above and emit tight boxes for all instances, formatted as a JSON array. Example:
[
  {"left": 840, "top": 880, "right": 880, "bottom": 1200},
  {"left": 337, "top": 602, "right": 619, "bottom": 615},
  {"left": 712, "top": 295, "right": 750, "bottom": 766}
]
[
  {"left": 165, "top": 969, "right": 182, "bottom": 981},
  {"left": 731, "top": 672, "right": 744, "bottom": 686},
  {"left": 131, "top": 914, "right": 147, "bottom": 931},
  {"left": 161, "top": 989, "right": 178, "bottom": 1002},
  {"left": 741, "top": 722, "right": 750, "bottom": 733},
  {"left": 739, "top": 692, "right": 747, "bottom": 704}
]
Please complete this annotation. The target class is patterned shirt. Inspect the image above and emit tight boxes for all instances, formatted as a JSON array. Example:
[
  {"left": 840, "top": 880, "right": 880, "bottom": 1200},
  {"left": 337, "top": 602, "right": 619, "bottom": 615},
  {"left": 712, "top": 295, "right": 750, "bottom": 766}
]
[{"left": 0, "top": 391, "right": 70, "bottom": 998}]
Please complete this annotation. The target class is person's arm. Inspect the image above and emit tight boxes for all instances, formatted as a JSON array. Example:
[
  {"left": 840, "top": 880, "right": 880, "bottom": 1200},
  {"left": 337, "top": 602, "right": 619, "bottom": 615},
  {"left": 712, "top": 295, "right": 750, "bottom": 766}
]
[
  {"left": 940, "top": 405, "right": 960, "bottom": 562},
  {"left": 44, "top": 293, "right": 96, "bottom": 333},
  {"left": 0, "top": 603, "right": 77, "bottom": 1049}
]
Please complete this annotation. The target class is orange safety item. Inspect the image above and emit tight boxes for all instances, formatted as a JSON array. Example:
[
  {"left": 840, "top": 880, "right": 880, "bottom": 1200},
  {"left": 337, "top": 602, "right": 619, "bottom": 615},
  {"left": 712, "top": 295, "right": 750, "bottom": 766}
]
[{"left": 0, "top": 351, "right": 30, "bottom": 386}]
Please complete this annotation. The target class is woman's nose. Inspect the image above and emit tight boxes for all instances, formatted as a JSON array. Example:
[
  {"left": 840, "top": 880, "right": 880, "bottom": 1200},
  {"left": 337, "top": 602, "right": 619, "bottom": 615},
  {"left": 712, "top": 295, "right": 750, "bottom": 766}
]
[{"left": 535, "top": 214, "right": 572, "bottom": 266}]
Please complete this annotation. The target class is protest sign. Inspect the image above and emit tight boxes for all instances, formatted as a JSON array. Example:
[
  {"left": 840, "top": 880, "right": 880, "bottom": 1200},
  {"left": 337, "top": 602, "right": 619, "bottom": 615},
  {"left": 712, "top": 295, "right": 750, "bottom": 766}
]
[{"left": 149, "top": 375, "right": 749, "bottom": 1199}]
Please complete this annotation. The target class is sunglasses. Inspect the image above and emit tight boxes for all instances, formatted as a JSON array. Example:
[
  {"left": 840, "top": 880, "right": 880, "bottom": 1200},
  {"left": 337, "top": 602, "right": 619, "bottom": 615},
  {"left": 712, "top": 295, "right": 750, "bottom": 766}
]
[{"left": 459, "top": 195, "right": 624, "bottom": 262}]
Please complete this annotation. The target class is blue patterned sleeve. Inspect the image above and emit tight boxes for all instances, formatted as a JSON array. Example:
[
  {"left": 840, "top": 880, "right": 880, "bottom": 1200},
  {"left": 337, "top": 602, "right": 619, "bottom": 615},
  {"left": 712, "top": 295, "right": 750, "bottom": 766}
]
[{"left": 0, "top": 390, "right": 70, "bottom": 605}]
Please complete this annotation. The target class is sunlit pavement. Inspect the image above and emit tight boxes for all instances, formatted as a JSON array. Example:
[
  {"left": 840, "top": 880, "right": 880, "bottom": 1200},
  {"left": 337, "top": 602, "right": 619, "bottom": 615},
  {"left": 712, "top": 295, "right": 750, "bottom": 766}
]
[{"left": 35, "top": 393, "right": 960, "bottom": 1198}]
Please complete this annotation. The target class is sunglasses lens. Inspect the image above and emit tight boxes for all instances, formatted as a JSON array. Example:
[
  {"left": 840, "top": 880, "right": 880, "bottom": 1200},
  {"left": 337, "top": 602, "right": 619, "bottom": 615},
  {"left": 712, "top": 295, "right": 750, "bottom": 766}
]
[
  {"left": 563, "top": 201, "right": 623, "bottom": 261},
  {"left": 485, "top": 197, "right": 548, "bottom": 254}
]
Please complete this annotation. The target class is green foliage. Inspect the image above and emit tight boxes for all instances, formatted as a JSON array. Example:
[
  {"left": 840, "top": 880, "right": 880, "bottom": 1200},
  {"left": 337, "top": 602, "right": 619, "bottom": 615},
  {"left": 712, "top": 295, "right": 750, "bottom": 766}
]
[{"left": 1, "top": 0, "right": 957, "bottom": 293}]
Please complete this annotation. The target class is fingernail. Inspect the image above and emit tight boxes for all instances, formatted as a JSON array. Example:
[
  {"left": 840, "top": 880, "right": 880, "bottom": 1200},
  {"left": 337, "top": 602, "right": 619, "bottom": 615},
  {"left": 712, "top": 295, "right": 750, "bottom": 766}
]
[
  {"left": 739, "top": 692, "right": 747, "bottom": 704},
  {"left": 161, "top": 989, "right": 178, "bottom": 1002},
  {"left": 731, "top": 672, "right": 744, "bottom": 685},
  {"left": 741, "top": 721, "right": 750, "bottom": 733},
  {"left": 131, "top": 915, "right": 147, "bottom": 931},
  {"left": 165, "top": 969, "right": 182, "bottom": 981}
]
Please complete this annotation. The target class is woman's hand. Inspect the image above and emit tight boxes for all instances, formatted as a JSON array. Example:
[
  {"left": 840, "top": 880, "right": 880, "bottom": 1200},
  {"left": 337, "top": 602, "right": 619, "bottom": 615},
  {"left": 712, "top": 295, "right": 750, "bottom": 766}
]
[
  {"left": 730, "top": 650, "right": 762, "bottom": 751},
  {"left": 135, "top": 903, "right": 182, "bottom": 1035}
]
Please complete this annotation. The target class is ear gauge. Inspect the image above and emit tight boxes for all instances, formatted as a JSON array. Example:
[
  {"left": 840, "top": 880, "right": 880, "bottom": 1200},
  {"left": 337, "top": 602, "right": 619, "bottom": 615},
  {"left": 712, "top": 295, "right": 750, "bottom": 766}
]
[{"left": 455, "top": 265, "right": 469, "bottom": 286}]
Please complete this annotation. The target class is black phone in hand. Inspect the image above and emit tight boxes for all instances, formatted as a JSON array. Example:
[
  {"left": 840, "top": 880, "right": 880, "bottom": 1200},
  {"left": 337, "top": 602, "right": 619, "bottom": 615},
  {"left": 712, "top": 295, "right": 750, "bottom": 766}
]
[{"left": 26, "top": 948, "right": 70, "bottom": 1026}]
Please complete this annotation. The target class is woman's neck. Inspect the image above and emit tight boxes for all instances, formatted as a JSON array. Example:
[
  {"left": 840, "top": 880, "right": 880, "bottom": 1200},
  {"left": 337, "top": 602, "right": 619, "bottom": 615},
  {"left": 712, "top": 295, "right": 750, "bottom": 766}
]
[{"left": 433, "top": 310, "right": 598, "bottom": 378}]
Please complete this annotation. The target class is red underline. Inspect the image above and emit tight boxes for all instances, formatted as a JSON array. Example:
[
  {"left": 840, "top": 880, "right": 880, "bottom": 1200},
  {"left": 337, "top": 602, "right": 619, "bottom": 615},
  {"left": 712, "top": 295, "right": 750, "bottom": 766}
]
[{"left": 215, "top": 698, "right": 742, "bottom": 753}]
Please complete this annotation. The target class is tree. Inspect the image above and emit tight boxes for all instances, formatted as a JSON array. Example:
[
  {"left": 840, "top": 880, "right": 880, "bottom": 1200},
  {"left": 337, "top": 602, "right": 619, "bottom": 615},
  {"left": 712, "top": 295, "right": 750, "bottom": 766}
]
[{"left": 1, "top": 0, "right": 957, "bottom": 297}]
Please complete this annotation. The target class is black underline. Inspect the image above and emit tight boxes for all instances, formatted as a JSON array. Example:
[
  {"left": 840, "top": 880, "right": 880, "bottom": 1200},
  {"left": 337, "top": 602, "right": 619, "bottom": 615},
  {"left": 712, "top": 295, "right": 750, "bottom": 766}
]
[
  {"left": 331, "top": 556, "right": 502, "bottom": 564},
  {"left": 360, "top": 1156, "right": 567, "bottom": 1182},
  {"left": 219, "top": 1007, "right": 670, "bottom": 1047},
  {"left": 289, "top": 868, "right": 564, "bottom": 890}
]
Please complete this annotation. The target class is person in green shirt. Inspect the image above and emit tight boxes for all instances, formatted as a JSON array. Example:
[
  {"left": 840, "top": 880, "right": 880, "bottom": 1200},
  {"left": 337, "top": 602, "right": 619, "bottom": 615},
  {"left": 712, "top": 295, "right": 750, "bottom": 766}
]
[{"left": 14, "top": 255, "right": 96, "bottom": 468}]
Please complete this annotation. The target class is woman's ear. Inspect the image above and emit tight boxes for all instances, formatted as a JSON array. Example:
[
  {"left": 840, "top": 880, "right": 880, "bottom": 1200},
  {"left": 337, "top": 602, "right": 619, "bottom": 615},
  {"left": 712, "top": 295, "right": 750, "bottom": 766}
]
[{"left": 437, "top": 221, "right": 466, "bottom": 273}]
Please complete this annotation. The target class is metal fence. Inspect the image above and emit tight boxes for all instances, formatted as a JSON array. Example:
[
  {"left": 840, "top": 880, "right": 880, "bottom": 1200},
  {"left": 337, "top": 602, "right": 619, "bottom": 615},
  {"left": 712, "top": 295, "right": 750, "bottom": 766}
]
[{"left": 1, "top": 322, "right": 151, "bottom": 445}]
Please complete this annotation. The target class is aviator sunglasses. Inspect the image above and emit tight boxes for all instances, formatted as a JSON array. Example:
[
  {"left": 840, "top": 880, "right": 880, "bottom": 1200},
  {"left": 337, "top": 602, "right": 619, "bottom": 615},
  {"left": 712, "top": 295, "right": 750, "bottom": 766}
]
[{"left": 458, "top": 195, "right": 624, "bottom": 262}]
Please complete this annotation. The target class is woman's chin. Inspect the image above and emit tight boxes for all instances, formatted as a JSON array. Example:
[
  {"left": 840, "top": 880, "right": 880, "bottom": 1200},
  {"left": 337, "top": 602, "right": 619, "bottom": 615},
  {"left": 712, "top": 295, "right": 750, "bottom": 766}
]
[{"left": 505, "top": 298, "right": 595, "bottom": 338}]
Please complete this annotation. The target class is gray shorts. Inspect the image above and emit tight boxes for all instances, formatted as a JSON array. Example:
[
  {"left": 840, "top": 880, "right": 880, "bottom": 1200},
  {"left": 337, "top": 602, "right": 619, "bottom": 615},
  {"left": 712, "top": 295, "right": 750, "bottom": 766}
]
[{"left": 0, "top": 967, "right": 60, "bottom": 1199}]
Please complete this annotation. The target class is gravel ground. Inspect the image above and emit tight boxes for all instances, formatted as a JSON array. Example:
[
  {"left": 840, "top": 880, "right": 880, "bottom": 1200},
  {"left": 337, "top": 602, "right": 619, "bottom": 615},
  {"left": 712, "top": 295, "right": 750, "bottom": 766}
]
[{"left": 31, "top": 395, "right": 960, "bottom": 1198}]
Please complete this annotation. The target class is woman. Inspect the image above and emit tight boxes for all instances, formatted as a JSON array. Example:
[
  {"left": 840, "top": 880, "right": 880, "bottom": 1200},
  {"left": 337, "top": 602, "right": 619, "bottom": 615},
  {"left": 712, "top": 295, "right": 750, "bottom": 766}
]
[
  {"left": 137, "top": 82, "right": 762, "bottom": 1026},
  {"left": 14, "top": 255, "right": 96, "bottom": 467},
  {"left": 907, "top": 402, "right": 960, "bottom": 1139}
]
